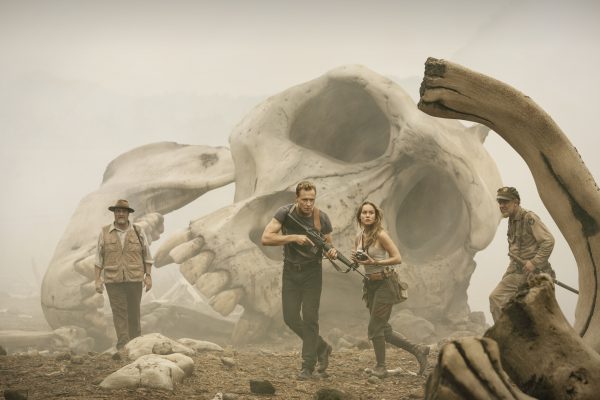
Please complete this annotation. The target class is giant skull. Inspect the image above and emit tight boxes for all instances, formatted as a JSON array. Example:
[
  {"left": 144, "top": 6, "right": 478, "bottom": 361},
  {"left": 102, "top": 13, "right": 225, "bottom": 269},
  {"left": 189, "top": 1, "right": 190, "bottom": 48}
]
[{"left": 154, "top": 65, "right": 503, "bottom": 341}]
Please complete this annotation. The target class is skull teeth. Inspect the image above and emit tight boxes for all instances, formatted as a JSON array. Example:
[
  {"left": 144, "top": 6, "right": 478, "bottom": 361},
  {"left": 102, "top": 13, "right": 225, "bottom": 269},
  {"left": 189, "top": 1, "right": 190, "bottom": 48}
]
[
  {"left": 133, "top": 212, "right": 165, "bottom": 242},
  {"left": 194, "top": 270, "right": 230, "bottom": 298},
  {"left": 180, "top": 251, "right": 214, "bottom": 284},
  {"left": 170, "top": 237, "right": 205, "bottom": 264},
  {"left": 154, "top": 228, "right": 193, "bottom": 267},
  {"left": 209, "top": 288, "right": 244, "bottom": 316}
]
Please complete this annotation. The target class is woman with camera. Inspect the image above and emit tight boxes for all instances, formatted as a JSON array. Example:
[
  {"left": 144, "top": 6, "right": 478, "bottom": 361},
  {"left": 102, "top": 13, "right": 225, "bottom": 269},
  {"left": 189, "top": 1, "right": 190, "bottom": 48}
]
[{"left": 352, "top": 201, "right": 429, "bottom": 377}]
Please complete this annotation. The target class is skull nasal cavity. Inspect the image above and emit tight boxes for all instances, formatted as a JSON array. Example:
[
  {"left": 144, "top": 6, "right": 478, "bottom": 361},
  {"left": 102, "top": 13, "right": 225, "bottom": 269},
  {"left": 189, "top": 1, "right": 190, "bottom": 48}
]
[{"left": 290, "top": 81, "right": 390, "bottom": 163}]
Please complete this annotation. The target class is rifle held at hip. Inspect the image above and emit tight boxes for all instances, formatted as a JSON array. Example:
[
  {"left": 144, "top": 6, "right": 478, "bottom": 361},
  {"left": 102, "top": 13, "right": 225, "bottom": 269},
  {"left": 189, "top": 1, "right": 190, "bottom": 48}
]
[{"left": 508, "top": 252, "right": 578, "bottom": 295}]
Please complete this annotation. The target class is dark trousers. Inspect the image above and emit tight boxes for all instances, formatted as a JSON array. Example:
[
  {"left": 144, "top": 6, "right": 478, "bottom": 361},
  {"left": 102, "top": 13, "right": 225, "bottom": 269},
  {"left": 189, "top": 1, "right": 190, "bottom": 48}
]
[
  {"left": 282, "top": 262, "right": 327, "bottom": 371},
  {"left": 105, "top": 281, "right": 143, "bottom": 349}
]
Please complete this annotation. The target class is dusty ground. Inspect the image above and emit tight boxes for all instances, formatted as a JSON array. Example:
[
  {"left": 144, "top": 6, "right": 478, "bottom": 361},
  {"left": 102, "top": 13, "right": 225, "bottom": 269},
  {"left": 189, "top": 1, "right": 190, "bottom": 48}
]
[
  {"left": 0, "top": 293, "right": 434, "bottom": 399},
  {"left": 0, "top": 343, "right": 432, "bottom": 399}
]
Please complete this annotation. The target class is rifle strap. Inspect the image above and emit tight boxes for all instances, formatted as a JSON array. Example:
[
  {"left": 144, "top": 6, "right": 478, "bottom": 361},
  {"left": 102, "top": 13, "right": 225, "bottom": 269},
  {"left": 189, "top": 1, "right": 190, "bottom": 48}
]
[
  {"left": 132, "top": 224, "right": 149, "bottom": 273},
  {"left": 313, "top": 207, "right": 321, "bottom": 232},
  {"left": 289, "top": 204, "right": 321, "bottom": 232}
]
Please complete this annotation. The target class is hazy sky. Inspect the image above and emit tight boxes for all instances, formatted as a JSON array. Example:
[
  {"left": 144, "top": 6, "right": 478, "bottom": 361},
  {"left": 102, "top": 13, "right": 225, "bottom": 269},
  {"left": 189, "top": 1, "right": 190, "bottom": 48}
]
[{"left": 1, "top": 0, "right": 598, "bottom": 325}]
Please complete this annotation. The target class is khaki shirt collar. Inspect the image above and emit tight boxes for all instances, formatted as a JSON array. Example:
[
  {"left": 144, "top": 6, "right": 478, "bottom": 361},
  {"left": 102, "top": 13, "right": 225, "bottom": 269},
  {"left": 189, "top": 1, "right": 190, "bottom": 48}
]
[
  {"left": 510, "top": 207, "right": 525, "bottom": 221},
  {"left": 109, "top": 221, "right": 131, "bottom": 233}
]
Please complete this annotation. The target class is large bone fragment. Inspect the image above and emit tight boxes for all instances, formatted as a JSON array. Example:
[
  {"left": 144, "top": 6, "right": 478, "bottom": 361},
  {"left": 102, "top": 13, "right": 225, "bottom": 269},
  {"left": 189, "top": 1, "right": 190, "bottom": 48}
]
[
  {"left": 424, "top": 337, "right": 535, "bottom": 400},
  {"left": 485, "top": 274, "right": 600, "bottom": 399},
  {"left": 419, "top": 57, "right": 600, "bottom": 351}
]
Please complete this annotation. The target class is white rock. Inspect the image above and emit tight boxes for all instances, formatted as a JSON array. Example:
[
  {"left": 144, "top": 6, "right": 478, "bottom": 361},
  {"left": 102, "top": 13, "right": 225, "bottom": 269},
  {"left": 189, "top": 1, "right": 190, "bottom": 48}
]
[
  {"left": 99, "top": 353, "right": 192, "bottom": 390},
  {"left": 177, "top": 338, "right": 224, "bottom": 353},
  {"left": 125, "top": 333, "right": 195, "bottom": 360}
]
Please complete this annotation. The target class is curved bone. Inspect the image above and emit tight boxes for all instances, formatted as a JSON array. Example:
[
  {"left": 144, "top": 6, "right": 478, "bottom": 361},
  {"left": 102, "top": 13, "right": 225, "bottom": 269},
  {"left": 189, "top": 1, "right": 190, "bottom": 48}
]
[
  {"left": 425, "top": 337, "right": 535, "bottom": 400},
  {"left": 484, "top": 274, "right": 600, "bottom": 399},
  {"left": 41, "top": 142, "right": 234, "bottom": 342},
  {"left": 419, "top": 57, "right": 600, "bottom": 351}
]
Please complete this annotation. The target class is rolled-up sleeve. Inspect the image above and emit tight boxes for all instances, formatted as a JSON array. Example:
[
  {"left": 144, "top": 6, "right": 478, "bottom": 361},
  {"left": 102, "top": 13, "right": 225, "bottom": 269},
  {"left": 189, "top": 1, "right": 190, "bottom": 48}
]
[
  {"left": 140, "top": 229, "right": 154, "bottom": 265},
  {"left": 94, "top": 231, "right": 104, "bottom": 269}
]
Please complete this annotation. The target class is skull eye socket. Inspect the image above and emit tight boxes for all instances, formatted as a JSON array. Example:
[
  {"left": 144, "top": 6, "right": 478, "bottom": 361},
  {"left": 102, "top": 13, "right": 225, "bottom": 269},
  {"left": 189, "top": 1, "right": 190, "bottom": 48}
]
[
  {"left": 290, "top": 81, "right": 390, "bottom": 163},
  {"left": 385, "top": 168, "right": 469, "bottom": 263}
]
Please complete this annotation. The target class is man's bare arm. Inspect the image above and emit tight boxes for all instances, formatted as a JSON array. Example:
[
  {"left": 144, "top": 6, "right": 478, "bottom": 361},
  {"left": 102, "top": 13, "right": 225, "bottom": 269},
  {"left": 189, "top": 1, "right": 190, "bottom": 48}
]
[{"left": 261, "top": 218, "right": 314, "bottom": 246}]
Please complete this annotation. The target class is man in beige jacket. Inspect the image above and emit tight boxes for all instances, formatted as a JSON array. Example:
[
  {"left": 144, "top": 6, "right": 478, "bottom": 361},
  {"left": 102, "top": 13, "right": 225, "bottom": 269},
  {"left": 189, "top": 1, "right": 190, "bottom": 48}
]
[
  {"left": 95, "top": 199, "right": 153, "bottom": 350},
  {"left": 489, "top": 187, "right": 555, "bottom": 322}
]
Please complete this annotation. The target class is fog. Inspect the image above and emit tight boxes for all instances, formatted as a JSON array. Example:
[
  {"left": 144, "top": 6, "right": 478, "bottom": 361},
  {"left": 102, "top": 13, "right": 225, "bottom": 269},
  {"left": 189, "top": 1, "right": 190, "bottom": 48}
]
[{"left": 1, "top": 0, "right": 598, "bottom": 325}]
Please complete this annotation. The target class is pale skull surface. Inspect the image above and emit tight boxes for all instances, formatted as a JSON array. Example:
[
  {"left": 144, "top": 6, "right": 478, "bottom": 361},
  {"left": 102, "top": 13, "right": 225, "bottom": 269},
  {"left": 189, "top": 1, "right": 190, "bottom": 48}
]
[{"left": 156, "top": 65, "right": 503, "bottom": 341}]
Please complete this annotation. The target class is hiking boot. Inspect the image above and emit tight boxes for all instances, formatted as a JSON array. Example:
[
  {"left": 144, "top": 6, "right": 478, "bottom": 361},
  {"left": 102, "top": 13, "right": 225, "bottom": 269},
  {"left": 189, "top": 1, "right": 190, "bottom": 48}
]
[
  {"left": 416, "top": 345, "right": 430, "bottom": 376},
  {"left": 297, "top": 368, "right": 314, "bottom": 380},
  {"left": 317, "top": 343, "right": 333, "bottom": 373}
]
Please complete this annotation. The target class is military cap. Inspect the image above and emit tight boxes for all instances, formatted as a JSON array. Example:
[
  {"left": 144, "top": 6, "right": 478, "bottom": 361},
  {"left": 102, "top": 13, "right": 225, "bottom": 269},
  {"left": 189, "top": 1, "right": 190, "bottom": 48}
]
[
  {"left": 108, "top": 199, "right": 135, "bottom": 213},
  {"left": 496, "top": 187, "right": 520, "bottom": 201}
]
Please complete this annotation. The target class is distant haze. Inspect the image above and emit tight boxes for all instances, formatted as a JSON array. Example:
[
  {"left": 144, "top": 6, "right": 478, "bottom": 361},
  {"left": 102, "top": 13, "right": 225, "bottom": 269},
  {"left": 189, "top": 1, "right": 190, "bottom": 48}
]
[{"left": 1, "top": 0, "right": 598, "bottom": 325}]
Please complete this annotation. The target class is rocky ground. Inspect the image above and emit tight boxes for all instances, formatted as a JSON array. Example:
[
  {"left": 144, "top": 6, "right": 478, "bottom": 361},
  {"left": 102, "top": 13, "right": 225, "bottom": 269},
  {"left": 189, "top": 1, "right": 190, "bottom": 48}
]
[
  {"left": 0, "top": 293, "right": 437, "bottom": 399},
  {"left": 0, "top": 342, "right": 433, "bottom": 399}
]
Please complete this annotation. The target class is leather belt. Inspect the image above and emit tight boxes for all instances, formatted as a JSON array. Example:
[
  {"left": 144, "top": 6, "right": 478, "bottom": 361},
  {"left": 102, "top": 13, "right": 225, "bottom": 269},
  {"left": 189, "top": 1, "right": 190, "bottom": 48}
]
[{"left": 366, "top": 271, "right": 388, "bottom": 281}]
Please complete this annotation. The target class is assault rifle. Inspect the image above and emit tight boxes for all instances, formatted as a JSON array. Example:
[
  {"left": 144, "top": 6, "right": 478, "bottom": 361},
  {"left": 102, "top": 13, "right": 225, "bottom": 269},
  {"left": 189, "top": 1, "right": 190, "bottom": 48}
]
[
  {"left": 286, "top": 209, "right": 366, "bottom": 278},
  {"left": 508, "top": 252, "right": 579, "bottom": 294}
]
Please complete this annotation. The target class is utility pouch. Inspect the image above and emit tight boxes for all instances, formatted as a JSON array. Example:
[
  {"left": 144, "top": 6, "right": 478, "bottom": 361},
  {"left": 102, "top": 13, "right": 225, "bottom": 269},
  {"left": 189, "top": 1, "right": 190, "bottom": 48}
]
[{"left": 387, "top": 269, "right": 408, "bottom": 304}]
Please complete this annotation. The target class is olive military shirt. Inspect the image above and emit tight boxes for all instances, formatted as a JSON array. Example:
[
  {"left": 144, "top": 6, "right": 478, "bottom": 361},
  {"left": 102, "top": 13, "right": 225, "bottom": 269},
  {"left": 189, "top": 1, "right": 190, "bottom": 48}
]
[{"left": 507, "top": 207, "right": 554, "bottom": 269}]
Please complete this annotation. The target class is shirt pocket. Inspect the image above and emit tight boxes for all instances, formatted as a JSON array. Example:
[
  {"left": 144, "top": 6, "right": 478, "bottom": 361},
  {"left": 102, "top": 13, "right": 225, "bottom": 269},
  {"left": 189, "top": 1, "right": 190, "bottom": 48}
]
[
  {"left": 127, "top": 235, "right": 142, "bottom": 250},
  {"left": 103, "top": 265, "right": 120, "bottom": 282}
]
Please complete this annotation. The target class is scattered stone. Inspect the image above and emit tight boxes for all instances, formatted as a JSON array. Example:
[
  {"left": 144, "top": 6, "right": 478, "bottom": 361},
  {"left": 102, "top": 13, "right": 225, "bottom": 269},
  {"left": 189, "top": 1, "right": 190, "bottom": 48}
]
[
  {"left": 0, "top": 345, "right": 7, "bottom": 355},
  {"left": 220, "top": 357, "right": 235, "bottom": 368},
  {"left": 152, "top": 341, "right": 173, "bottom": 355},
  {"left": 249, "top": 379, "right": 275, "bottom": 394},
  {"left": 315, "top": 387, "right": 352, "bottom": 400},
  {"left": 337, "top": 338, "right": 353, "bottom": 349},
  {"left": 222, "top": 393, "right": 239, "bottom": 400},
  {"left": 111, "top": 351, "right": 123, "bottom": 361},
  {"left": 55, "top": 352, "right": 71, "bottom": 361},
  {"left": 389, "top": 310, "right": 436, "bottom": 344},
  {"left": 3, "top": 389, "right": 28, "bottom": 400},
  {"left": 70, "top": 355, "right": 84, "bottom": 364},
  {"left": 408, "top": 388, "right": 425, "bottom": 398},
  {"left": 100, "top": 354, "right": 190, "bottom": 390},
  {"left": 125, "top": 333, "right": 195, "bottom": 360},
  {"left": 354, "top": 339, "right": 371, "bottom": 350},
  {"left": 177, "top": 338, "right": 224, "bottom": 353},
  {"left": 367, "top": 376, "right": 381, "bottom": 384}
]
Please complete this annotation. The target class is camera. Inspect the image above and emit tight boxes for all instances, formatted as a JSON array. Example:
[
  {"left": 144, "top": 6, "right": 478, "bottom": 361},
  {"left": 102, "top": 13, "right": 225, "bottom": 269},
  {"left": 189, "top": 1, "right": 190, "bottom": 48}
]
[{"left": 355, "top": 250, "right": 369, "bottom": 261}]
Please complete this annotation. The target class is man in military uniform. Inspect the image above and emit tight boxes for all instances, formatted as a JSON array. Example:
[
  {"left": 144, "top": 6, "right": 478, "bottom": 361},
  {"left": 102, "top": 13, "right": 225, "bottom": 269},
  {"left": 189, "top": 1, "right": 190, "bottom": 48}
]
[
  {"left": 489, "top": 187, "right": 555, "bottom": 322},
  {"left": 261, "top": 181, "right": 337, "bottom": 380}
]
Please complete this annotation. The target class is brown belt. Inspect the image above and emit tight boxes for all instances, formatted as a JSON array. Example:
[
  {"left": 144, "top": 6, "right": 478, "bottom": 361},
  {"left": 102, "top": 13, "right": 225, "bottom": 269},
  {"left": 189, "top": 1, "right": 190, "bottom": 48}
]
[{"left": 366, "top": 271, "right": 388, "bottom": 281}]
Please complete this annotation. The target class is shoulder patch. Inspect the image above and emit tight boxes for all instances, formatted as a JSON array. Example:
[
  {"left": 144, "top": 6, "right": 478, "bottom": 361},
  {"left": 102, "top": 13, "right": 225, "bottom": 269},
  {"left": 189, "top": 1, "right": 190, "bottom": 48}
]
[{"left": 528, "top": 217, "right": 535, "bottom": 225}]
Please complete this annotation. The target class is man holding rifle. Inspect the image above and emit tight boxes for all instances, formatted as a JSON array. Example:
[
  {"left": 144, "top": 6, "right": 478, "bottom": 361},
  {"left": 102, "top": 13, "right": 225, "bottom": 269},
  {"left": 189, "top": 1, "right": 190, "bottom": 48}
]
[
  {"left": 261, "top": 180, "right": 338, "bottom": 380},
  {"left": 489, "top": 186, "right": 555, "bottom": 322}
]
